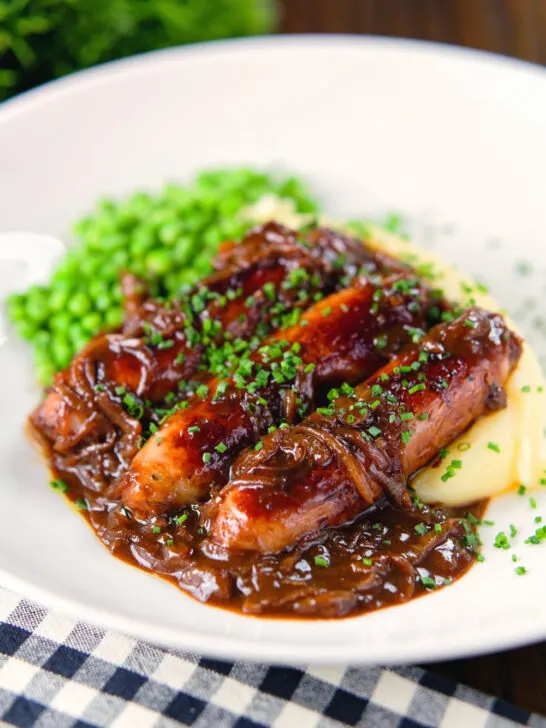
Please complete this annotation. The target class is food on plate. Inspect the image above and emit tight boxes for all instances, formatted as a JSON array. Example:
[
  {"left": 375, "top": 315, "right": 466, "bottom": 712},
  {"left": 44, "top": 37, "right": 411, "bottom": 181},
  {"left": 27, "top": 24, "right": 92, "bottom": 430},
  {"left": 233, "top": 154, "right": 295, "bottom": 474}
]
[
  {"left": 6, "top": 169, "right": 320, "bottom": 384},
  {"left": 23, "top": 187, "right": 545, "bottom": 618},
  {"left": 113, "top": 266, "right": 435, "bottom": 517},
  {"left": 207, "top": 308, "right": 521, "bottom": 553}
]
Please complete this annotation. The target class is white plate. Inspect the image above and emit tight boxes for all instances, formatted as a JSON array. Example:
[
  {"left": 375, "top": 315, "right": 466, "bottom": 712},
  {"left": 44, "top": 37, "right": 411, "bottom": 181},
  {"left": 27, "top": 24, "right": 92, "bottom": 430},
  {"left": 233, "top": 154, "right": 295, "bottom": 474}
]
[{"left": 1, "top": 36, "right": 546, "bottom": 666}]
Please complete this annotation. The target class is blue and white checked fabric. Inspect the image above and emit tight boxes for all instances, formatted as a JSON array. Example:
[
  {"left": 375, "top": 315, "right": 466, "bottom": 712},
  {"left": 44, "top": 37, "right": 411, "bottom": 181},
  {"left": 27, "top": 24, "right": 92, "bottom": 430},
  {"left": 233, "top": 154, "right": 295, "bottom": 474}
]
[{"left": 0, "top": 587, "right": 542, "bottom": 728}]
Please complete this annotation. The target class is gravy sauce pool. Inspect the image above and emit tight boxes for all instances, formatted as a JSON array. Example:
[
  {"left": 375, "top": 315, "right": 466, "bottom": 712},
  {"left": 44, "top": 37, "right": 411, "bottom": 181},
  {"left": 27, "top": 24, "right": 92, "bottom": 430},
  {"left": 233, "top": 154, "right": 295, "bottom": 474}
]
[{"left": 38, "top": 440, "right": 485, "bottom": 618}]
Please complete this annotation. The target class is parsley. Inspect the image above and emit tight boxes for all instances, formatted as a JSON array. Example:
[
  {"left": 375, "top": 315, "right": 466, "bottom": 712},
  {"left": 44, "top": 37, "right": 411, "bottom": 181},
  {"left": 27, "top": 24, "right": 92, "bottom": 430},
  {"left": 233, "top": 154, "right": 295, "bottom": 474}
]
[{"left": 152, "top": 525, "right": 161, "bottom": 534}]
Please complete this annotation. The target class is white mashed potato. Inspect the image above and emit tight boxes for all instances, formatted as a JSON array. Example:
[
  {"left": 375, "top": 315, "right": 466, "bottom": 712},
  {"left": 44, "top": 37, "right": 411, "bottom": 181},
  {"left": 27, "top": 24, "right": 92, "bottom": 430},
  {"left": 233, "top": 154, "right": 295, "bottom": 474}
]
[{"left": 243, "top": 196, "right": 546, "bottom": 506}]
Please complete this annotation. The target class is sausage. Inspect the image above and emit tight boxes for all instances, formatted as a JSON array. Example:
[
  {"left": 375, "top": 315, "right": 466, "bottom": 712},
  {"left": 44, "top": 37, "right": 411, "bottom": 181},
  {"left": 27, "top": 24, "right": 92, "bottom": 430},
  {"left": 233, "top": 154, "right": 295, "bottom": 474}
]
[
  {"left": 207, "top": 308, "right": 522, "bottom": 554},
  {"left": 114, "top": 272, "right": 435, "bottom": 517},
  {"left": 30, "top": 223, "right": 396, "bottom": 475}
]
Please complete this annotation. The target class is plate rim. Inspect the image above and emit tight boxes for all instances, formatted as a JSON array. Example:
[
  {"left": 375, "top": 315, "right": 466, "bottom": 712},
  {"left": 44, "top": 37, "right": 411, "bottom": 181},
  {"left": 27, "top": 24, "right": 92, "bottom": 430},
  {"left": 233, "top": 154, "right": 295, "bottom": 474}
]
[{"left": 2, "top": 33, "right": 546, "bottom": 123}]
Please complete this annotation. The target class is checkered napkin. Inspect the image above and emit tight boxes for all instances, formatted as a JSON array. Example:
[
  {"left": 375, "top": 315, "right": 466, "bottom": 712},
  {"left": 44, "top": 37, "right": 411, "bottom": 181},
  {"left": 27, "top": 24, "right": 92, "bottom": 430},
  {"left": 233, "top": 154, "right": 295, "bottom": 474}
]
[{"left": 0, "top": 589, "right": 542, "bottom": 728}]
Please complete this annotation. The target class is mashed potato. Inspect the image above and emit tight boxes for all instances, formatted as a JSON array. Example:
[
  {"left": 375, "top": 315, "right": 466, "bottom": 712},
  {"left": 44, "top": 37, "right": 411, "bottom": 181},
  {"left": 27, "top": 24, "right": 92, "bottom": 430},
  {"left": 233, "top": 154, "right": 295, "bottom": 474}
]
[{"left": 244, "top": 196, "right": 546, "bottom": 506}]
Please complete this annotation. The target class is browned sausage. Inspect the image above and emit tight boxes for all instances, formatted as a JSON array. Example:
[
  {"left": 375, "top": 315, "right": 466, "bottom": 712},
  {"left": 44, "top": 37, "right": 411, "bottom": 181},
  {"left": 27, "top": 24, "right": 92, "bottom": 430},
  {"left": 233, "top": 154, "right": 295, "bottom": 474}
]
[
  {"left": 30, "top": 223, "right": 397, "bottom": 487},
  {"left": 207, "top": 308, "right": 522, "bottom": 553},
  {"left": 114, "top": 273, "right": 435, "bottom": 517}
]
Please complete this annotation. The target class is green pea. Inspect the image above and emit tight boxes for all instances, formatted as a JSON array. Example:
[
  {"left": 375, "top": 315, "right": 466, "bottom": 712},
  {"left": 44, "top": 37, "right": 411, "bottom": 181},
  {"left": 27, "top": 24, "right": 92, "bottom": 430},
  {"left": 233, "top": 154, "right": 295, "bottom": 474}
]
[
  {"left": 159, "top": 223, "right": 181, "bottom": 246},
  {"left": 111, "top": 250, "right": 129, "bottom": 269},
  {"left": 49, "top": 286, "right": 71, "bottom": 312},
  {"left": 68, "top": 292, "right": 92, "bottom": 317},
  {"left": 88, "top": 279, "right": 108, "bottom": 301},
  {"left": 6, "top": 294, "right": 27, "bottom": 322},
  {"left": 110, "top": 284, "right": 123, "bottom": 303},
  {"left": 99, "top": 234, "right": 125, "bottom": 251},
  {"left": 81, "top": 312, "right": 102, "bottom": 334},
  {"left": 33, "top": 329, "right": 51, "bottom": 350},
  {"left": 146, "top": 249, "right": 171, "bottom": 275},
  {"left": 51, "top": 337, "right": 73, "bottom": 369},
  {"left": 100, "top": 261, "right": 122, "bottom": 282},
  {"left": 129, "top": 261, "right": 148, "bottom": 279},
  {"left": 163, "top": 273, "right": 180, "bottom": 295},
  {"left": 68, "top": 322, "right": 83, "bottom": 345},
  {"left": 105, "top": 307, "right": 123, "bottom": 329},
  {"left": 203, "top": 228, "right": 223, "bottom": 248},
  {"left": 73, "top": 333, "right": 90, "bottom": 353},
  {"left": 172, "top": 236, "right": 193, "bottom": 265},
  {"left": 94, "top": 293, "right": 112, "bottom": 312},
  {"left": 130, "top": 229, "right": 155, "bottom": 256},
  {"left": 79, "top": 257, "right": 101, "bottom": 277},
  {"left": 15, "top": 319, "right": 37, "bottom": 340},
  {"left": 36, "top": 361, "right": 56, "bottom": 386},
  {"left": 50, "top": 312, "right": 72, "bottom": 332}
]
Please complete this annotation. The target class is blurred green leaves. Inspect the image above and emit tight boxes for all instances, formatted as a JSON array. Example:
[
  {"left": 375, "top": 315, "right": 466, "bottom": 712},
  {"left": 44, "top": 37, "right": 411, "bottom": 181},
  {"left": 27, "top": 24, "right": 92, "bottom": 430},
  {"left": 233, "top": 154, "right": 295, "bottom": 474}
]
[{"left": 0, "top": 0, "right": 277, "bottom": 100}]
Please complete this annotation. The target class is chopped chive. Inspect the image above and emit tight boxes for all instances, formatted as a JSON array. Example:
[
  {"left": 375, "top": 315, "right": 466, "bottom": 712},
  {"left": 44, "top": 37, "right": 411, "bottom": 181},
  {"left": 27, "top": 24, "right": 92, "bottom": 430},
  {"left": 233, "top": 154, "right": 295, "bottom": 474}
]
[{"left": 50, "top": 479, "right": 69, "bottom": 493}]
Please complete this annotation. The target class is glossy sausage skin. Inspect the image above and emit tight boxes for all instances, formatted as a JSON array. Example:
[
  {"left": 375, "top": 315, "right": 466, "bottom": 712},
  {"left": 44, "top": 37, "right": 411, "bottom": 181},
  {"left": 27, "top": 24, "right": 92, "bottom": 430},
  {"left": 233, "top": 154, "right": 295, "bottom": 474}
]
[
  {"left": 208, "top": 308, "right": 522, "bottom": 553},
  {"left": 31, "top": 223, "right": 394, "bottom": 477},
  {"left": 114, "top": 273, "right": 434, "bottom": 517}
]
